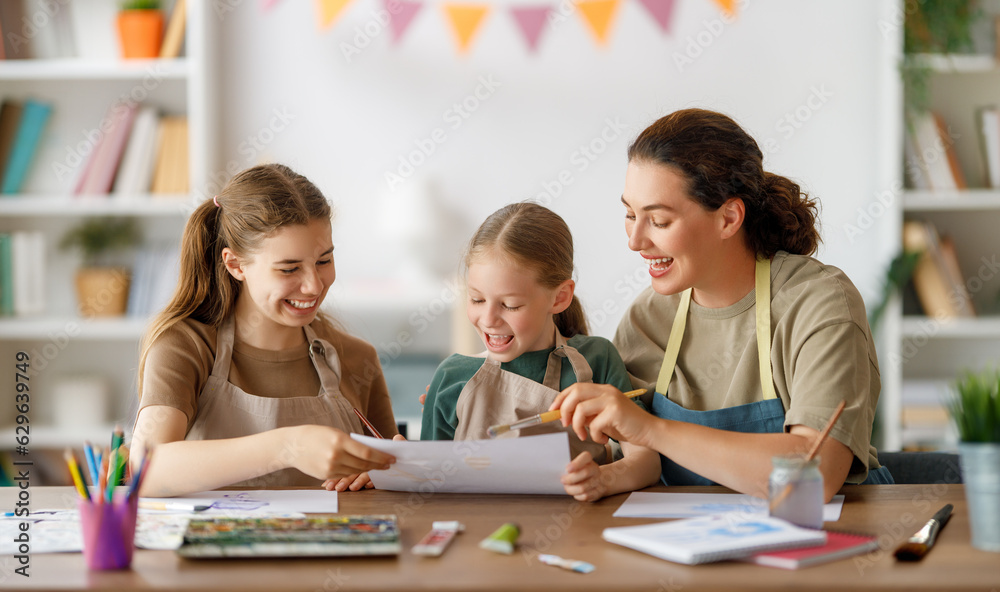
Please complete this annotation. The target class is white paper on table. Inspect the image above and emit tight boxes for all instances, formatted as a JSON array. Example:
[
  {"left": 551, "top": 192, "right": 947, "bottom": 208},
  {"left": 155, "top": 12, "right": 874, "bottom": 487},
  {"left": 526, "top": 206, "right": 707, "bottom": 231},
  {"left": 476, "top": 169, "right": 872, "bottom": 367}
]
[
  {"left": 139, "top": 489, "right": 337, "bottom": 516},
  {"left": 354, "top": 432, "right": 571, "bottom": 495},
  {"left": 612, "top": 492, "right": 845, "bottom": 522}
]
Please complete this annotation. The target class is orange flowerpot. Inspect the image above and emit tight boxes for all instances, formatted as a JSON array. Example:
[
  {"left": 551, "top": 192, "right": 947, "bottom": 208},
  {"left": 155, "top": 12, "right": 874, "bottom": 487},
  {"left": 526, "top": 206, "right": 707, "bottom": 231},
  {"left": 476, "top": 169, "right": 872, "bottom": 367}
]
[{"left": 117, "top": 10, "right": 164, "bottom": 59}]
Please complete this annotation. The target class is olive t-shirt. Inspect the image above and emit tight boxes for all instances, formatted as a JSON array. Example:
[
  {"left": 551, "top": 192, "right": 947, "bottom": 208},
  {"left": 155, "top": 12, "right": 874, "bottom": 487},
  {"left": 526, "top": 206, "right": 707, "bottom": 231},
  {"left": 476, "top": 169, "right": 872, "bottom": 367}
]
[
  {"left": 613, "top": 251, "right": 882, "bottom": 483},
  {"left": 139, "top": 317, "right": 398, "bottom": 438}
]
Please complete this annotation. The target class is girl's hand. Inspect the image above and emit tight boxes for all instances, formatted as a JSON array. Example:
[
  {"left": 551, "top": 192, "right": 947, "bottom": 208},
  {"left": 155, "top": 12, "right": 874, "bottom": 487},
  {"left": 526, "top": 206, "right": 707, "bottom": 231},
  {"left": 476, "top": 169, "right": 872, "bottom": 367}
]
[
  {"left": 550, "top": 384, "right": 654, "bottom": 448},
  {"left": 322, "top": 434, "right": 407, "bottom": 492},
  {"left": 560, "top": 451, "right": 606, "bottom": 502},
  {"left": 419, "top": 384, "right": 429, "bottom": 407},
  {"left": 287, "top": 425, "right": 395, "bottom": 481}
]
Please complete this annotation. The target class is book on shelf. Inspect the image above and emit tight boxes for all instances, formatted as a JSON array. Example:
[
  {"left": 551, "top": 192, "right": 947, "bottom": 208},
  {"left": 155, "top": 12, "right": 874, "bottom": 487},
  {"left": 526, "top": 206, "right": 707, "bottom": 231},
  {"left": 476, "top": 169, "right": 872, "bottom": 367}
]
[
  {"left": 113, "top": 106, "right": 160, "bottom": 196},
  {"left": 0, "top": 233, "right": 13, "bottom": 316},
  {"left": 160, "top": 0, "right": 187, "bottom": 59},
  {"left": 7, "top": 231, "right": 44, "bottom": 316},
  {"left": 151, "top": 116, "right": 189, "bottom": 195},
  {"left": 75, "top": 101, "right": 139, "bottom": 196},
  {"left": 0, "top": 100, "right": 24, "bottom": 188},
  {"left": 975, "top": 106, "right": 1000, "bottom": 188},
  {"left": 601, "top": 512, "right": 827, "bottom": 565},
  {"left": 1, "top": 99, "right": 53, "bottom": 194},
  {"left": 0, "top": 0, "right": 32, "bottom": 60},
  {"left": 127, "top": 245, "right": 179, "bottom": 318},
  {"left": 902, "top": 220, "right": 975, "bottom": 319},
  {"left": 177, "top": 515, "right": 402, "bottom": 558},
  {"left": 742, "top": 530, "right": 878, "bottom": 570},
  {"left": 906, "top": 112, "right": 965, "bottom": 192}
]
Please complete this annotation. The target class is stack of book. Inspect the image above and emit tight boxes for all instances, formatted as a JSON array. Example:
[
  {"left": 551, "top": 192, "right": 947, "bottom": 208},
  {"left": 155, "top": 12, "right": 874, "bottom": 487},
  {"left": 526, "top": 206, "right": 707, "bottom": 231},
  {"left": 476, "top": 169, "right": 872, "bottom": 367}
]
[
  {"left": 0, "top": 230, "right": 45, "bottom": 317},
  {"left": 902, "top": 220, "right": 975, "bottom": 319},
  {"left": 900, "top": 379, "right": 958, "bottom": 451},
  {"left": 0, "top": 99, "right": 53, "bottom": 194},
  {"left": 904, "top": 111, "right": 966, "bottom": 192}
]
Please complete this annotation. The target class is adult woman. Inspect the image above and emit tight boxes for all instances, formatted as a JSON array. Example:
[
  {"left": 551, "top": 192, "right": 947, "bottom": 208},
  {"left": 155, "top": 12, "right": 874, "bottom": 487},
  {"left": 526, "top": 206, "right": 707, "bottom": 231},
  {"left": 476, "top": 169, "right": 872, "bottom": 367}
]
[{"left": 551, "top": 109, "right": 893, "bottom": 501}]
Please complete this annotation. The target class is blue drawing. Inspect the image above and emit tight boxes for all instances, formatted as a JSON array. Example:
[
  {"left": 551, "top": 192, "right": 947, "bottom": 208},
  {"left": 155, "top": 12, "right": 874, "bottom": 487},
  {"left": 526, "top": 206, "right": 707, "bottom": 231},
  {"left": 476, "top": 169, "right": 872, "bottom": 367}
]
[
  {"left": 213, "top": 492, "right": 268, "bottom": 511},
  {"left": 708, "top": 521, "right": 780, "bottom": 538}
]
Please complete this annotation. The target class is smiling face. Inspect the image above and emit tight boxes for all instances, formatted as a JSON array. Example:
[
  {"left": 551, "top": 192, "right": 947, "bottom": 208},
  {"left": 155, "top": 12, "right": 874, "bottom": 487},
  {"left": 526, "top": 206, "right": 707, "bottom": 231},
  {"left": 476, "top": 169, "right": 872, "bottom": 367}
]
[
  {"left": 224, "top": 218, "right": 335, "bottom": 348},
  {"left": 622, "top": 159, "right": 744, "bottom": 302},
  {"left": 466, "top": 251, "right": 572, "bottom": 363}
]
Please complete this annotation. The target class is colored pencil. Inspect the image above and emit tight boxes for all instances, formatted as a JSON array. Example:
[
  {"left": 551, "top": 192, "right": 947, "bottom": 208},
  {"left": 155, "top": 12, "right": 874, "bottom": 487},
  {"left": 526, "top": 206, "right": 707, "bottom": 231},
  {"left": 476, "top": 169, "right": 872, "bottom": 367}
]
[
  {"left": 82, "top": 441, "right": 99, "bottom": 487},
  {"left": 64, "top": 448, "right": 90, "bottom": 501}
]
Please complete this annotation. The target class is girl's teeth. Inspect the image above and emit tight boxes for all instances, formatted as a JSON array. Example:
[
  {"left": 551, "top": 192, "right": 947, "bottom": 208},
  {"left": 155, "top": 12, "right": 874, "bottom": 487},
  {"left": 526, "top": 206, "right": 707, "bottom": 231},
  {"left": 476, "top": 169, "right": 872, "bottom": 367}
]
[
  {"left": 647, "top": 257, "right": 672, "bottom": 266},
  {"left": 288, "top": 299, "right": 316, "bottom": 309},
  {"left": 487, "top": 334, "right": 513, "bottom": 346}
]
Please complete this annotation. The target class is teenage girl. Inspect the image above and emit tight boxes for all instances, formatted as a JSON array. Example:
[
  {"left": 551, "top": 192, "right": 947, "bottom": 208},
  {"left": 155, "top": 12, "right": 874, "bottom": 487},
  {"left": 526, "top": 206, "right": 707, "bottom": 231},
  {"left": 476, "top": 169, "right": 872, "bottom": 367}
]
[
  {"left": 421, "top": 202, "right": 660, "bottom": 501},
  {"left": 131, "top": 164, "right": 398, "bottom": 496}
]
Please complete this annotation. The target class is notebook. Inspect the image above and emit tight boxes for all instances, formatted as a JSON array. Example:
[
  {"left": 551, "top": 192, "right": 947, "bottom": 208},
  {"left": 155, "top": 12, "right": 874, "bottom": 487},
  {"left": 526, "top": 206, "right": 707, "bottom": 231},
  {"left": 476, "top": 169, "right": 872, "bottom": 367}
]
[
  {"left": 602, "top": 512, "right": 827, "bottom": 565},
  {"left": 177, "top": 515, "right": 401, "bottom": 558},
  {"left": 743, "top": 530, "right": 878, "bottom": 569}
]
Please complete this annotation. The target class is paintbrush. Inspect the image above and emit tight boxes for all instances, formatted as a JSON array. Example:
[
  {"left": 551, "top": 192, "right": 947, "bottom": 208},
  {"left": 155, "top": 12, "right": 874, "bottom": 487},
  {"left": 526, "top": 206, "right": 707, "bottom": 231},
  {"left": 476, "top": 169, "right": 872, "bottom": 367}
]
[
  {"left": 894, "top": 504, "right": 953, "bottom": 561},
  {"left": 486, "top": 388, "right": 646, "bottom": 438},
  {"left": 768, "top": 400, "right": 846, "bottom": 512}
]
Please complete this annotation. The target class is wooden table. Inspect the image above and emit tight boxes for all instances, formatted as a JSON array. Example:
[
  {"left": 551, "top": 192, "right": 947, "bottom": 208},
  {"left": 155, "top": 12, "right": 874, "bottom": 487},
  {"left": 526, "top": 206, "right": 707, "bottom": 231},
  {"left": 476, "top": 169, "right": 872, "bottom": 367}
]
[{"left": 1, "top": 485, "right": 997, "bottom": 591}]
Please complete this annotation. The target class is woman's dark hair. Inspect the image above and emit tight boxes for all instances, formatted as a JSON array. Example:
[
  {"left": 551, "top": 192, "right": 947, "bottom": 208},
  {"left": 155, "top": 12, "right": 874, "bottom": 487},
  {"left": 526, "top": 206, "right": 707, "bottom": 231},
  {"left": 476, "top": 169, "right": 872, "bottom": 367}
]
[
  {"left": 465, "top": 202, "right": 589, "bottom": 337},
  {"left": 627, "top": 108, "right": 820, "bottom": 258}
]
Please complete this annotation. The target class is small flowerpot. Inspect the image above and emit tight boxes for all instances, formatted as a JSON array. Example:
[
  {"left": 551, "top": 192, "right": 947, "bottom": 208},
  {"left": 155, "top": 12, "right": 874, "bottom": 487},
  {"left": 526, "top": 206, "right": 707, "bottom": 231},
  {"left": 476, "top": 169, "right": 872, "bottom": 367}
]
[
  {"left": 958, "top": 442, "right": 1000, "bottom": 552},
  {"left": 117, "top": 10, "right": 164, "bottom": 59},
  {"left": 75, "top": 267, "right": 131, "bottom": 318}
]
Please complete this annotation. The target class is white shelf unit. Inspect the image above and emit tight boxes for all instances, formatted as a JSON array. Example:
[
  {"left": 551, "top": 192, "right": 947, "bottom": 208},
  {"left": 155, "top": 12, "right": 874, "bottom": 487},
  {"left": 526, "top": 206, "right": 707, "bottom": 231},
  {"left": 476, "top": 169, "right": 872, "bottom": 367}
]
[
  {"left": 882, "top": 43, "right": 1000, "bottom": 451},
  {"left": 0, "top": 1, "right": 216, "bottom": 448}
]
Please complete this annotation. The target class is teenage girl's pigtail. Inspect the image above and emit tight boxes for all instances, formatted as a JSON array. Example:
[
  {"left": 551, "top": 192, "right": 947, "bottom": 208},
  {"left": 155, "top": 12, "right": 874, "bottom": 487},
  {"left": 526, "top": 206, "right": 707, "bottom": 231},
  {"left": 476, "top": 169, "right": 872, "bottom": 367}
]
[{"left": 555, "top": 295, "right": 589, "bottom": 338}]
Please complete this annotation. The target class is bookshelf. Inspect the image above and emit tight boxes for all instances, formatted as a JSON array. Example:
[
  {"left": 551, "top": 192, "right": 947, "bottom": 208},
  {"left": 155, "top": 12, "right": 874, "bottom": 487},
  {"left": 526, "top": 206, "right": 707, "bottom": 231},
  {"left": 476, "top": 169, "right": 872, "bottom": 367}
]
[
  {"left": 886, "top": 31, "right": 1000, "bottom": 450},
  {"left": 0, "top": 1, "right": 216, "bottom": 453}
]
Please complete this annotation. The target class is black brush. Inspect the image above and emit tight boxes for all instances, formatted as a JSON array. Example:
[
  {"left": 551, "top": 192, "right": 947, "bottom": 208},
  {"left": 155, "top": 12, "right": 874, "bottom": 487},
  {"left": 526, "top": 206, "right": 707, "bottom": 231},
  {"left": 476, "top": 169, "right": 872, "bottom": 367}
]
[{"left": 894, "top": 504, "right": 953, "bottom": 561}]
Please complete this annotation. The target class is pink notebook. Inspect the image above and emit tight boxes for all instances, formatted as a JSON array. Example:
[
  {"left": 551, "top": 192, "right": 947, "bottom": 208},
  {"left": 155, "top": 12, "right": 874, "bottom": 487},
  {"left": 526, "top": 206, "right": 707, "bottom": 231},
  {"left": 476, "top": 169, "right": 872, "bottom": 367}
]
[{"left": 744, "top": 530, "right": 878, "bottom": 569}]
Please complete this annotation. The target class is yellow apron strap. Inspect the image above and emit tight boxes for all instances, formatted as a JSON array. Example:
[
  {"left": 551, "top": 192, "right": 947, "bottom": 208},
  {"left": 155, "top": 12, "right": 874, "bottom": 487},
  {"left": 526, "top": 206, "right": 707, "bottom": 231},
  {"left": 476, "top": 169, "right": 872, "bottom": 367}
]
[
  {"left": 755, "top": 258, "right": 777, "bottom": 400},
  {"left": 653, "top": 259, "right": 776, "bottom": 400},
  {"left": 655, "top": 288, "right": 691, "bottom": 394}
]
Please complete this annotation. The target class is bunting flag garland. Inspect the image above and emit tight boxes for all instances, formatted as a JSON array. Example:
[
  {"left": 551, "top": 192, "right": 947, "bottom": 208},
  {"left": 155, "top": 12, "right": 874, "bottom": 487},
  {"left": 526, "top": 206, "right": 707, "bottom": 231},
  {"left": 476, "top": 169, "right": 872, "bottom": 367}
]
[
  {"left": 386, "top": 0, "right": 425, "bottom": 43},
  {"left": 293, "top": 0, "right": 731, "bottom": 54},
  {"left": 261, "top": 0, "right": 284, "bottom": 10},
  {"left": 510, "top": 6, "right": 552, "bottom": 53},
  {"left": 575, "top": 0, "right": 620, "bottom": 45},
  {"left": 636, "top": 0, "right": 677, "bottom": 33},
  {"left": 316, "top": 0, "right": 355, "bottom": 29},
  {"left": 442, "top": 4, "right": 490, "bottom": 53}
]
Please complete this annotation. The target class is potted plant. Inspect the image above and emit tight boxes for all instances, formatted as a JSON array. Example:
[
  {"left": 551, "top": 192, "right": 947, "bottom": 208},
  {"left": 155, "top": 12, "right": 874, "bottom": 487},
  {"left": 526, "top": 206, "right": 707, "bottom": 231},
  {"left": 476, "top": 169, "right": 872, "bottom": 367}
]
[
  {"left": 117, "top": 0, "right": 164, "bottom": 59},
  {"left": 951, "top": 368, "right": 1000, "bottom": 552},
  {"left": 59, "top": 217, "right": 141, "bottom": 318}
]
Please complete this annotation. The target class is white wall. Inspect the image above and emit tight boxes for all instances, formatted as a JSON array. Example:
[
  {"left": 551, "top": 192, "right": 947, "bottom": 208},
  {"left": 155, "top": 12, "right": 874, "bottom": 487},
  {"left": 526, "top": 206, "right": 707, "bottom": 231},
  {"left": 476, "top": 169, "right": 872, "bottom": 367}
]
[{"left": 212, "top": 0, "right": 897, "bottom": 345}]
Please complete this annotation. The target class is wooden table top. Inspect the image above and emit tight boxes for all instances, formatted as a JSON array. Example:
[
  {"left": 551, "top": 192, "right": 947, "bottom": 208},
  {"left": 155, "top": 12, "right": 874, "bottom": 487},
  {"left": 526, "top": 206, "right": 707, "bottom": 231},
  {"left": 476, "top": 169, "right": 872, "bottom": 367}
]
[{"left": 1, "top": 484, "right": 997, "bottom": 591}]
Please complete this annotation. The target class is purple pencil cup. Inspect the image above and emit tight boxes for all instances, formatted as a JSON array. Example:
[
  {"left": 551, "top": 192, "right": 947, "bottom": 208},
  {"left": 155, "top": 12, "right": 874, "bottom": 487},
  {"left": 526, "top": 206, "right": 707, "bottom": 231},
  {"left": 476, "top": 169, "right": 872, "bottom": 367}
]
[{"left": 77, "top": 495, "right": 138, "bottom": 570}]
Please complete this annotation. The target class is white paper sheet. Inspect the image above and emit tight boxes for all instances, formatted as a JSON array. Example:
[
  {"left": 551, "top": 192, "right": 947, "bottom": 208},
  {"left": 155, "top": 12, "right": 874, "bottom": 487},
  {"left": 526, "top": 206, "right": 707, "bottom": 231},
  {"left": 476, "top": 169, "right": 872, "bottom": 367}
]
[
  {"left": 354, "top": 432, "right": 571, "bottom": 495},
  {"left": 140, "top": 489, "right": 338, "bottom": 515},
  {"left": 612, "top": 492, "right": 845, "bottom": 522}
]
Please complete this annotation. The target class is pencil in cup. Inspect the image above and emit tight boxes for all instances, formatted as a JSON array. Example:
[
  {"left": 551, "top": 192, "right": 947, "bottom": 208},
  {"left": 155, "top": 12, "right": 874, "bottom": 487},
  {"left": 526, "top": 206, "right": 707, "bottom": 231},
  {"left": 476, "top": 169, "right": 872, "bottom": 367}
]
[{"left": 486, "top": 388, "right": 647, "bottom": 438}]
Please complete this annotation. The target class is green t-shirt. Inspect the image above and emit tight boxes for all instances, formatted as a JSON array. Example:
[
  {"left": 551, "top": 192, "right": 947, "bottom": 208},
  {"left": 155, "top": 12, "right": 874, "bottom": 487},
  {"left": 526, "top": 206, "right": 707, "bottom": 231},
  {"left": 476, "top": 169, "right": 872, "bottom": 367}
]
[{"left": 421, "top": 334, "right": 633, "bottom": 441}]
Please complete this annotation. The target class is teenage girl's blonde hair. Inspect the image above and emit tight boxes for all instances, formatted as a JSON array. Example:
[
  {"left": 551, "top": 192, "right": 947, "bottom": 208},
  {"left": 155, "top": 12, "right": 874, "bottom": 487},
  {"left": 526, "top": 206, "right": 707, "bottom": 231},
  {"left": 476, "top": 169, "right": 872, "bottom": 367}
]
[
  {"left": 137, "top": 163, "right": 333, "bottom": 401},
  {"left": 465, "top": 202, "right": 589, "bottom": 337}
]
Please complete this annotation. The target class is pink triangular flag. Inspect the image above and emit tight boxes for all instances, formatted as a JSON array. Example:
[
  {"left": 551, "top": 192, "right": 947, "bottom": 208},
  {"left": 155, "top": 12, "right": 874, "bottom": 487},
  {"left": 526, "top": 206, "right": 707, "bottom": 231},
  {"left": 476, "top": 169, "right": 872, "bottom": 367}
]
[
  {"left": 636, "top": 0, "right": 676, "bottom": 33},
  {"left": 386, "top": 0, "right": 424, "bottom": 44},
  {"left": 262, "top": 0, "right": 284, "bottom": 10},
  {"left": 510, "top": 6, "right": 551, "bottom": 53}
]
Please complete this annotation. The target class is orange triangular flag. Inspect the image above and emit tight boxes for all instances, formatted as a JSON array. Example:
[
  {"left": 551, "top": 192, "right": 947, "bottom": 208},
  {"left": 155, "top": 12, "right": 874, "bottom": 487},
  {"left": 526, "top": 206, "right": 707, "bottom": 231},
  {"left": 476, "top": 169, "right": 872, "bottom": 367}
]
[
  {"left": 710, "top": 0, "right": 736, "bottom": 17},
  {"left": 442, "top": 4, "right": 490, "bottom": 53},
  {"left": 316, "top": 0, "right": 354, "bottom": 29},
  {"left": 576, "top": 0, "right": 620, "bottom": 45}
]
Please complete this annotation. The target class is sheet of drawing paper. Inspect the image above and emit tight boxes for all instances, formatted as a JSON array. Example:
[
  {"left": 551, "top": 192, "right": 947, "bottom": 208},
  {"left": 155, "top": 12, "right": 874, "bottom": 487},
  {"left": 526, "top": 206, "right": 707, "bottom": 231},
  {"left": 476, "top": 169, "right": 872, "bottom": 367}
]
[
  {"left": 139, "top": 489, "right": 338, "bottom": 515},
  {"left": 354, "top": 432, "right": 571, "bottom": 495},
  {"left": 612, "top": 492, "right": 845, "bottom": 522}
]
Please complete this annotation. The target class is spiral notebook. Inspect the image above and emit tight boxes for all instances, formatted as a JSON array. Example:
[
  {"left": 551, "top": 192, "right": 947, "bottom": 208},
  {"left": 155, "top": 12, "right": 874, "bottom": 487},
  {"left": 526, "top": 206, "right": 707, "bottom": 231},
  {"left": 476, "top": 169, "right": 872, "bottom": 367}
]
[
  {"left": 602, "top": 512, "right": 827, "bottom": 565},
  {"left": 177, "top": 515, "right": 400, "bottom": 558}
]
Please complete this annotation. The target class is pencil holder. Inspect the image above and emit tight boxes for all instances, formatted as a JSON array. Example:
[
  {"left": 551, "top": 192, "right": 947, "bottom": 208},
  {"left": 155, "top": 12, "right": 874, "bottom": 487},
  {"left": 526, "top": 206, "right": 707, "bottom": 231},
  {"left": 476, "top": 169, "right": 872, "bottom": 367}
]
[{"left": 77, "top": 495, "right": 139, "bottom": 570}]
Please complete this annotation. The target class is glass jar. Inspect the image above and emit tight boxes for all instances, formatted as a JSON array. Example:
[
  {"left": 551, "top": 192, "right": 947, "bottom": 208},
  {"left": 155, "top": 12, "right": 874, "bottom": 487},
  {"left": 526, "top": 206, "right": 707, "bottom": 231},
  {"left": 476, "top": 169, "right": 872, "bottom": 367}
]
[{"left": 768, "top": 454, "right": 824, "bottom": 529}]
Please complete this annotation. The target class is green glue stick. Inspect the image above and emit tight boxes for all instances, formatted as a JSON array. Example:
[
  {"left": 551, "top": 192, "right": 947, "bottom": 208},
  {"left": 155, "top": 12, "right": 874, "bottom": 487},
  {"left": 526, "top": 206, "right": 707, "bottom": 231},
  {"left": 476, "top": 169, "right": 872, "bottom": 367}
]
[{"left": 479, "top": 523, "right": 520, "bottom": 555}]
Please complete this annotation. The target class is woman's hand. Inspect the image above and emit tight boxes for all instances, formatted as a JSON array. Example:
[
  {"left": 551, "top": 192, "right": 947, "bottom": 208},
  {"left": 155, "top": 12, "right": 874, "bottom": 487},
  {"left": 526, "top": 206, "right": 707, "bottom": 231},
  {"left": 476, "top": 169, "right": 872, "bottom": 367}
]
[
  {"left": 550, "top": 384, "right": 655, "bottom": 448},
  {"left": 287, "top": 425, "right": 395, "bottom": 482},
  {"left": 560, "top": 451, "right": 607, "bottom": 502},
  {"left": 322, "top": 434, "right": 406, "bottom": 492}
]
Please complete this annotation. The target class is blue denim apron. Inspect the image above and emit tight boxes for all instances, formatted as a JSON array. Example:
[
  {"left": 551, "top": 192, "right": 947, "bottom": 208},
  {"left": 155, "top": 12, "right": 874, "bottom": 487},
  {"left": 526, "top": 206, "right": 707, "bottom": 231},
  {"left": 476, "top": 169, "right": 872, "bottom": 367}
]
[{"left": 652, "top": 259, "right": 893, "bottom": 486}]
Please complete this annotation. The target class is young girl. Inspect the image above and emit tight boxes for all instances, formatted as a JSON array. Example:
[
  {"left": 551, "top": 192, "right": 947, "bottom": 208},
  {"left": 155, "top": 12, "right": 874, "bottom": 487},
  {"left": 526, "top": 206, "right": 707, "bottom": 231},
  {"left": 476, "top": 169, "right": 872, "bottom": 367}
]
[
  {"left": 421, "top": 202, "right": 660, "bottom": 501},
  {"left": 131, "top": 164, "right": 398, "bottom": 497}
]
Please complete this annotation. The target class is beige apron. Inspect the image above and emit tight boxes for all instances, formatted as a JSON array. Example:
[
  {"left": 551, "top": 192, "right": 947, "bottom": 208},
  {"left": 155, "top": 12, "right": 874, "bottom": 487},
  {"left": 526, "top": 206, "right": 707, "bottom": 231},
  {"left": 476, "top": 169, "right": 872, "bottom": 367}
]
[
  {"left": 453, "top": 329, "right": 608, "bottom": 464},
  {"left": 186, "top": 316, "right": 365, "bottom": 488}
]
